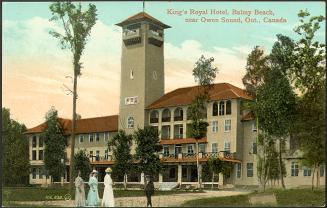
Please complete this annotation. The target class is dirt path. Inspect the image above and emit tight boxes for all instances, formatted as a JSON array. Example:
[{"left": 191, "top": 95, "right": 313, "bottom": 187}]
[{"left": 12, "top": 190, "right": 251, "bottom": 207}]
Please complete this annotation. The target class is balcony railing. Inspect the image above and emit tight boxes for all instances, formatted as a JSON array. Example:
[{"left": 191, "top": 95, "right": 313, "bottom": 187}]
[
  {"left": 123, "top": 29, "right": 140, "bottom": 39},
  {"left": 159, "top": 151, "right": 236, "bottom": 161},
  {"left": 162, "top": 117, "right": 171, "bottom": 122},
  {"left": 89, "top": 155, "right": 113, "bottom": 162},
  {"left": 150, "top": 117, "right": 159, "bottom": 123},
  {"left": 174, "top": 116, "right": 183, "bottom": 121}
]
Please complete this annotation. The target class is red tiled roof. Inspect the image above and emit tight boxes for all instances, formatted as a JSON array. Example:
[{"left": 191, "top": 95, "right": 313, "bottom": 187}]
[
  {"left": 241, "top": 112, "right": 255, "bottom": 121},
  {"left": 160, "top": 138, "right": 207, "bottom": 145},
  {"left": 116, "top": 12, "right": 171, "bottom": 28},
  {"left": 25, "top": 115, "right": 118, "bottom": 135},
  {"left": 147, "top": 83, "right": 252, "bottom": 109}
]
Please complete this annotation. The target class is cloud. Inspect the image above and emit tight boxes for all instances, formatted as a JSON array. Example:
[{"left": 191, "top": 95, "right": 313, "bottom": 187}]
[{"left": 3, "top": 16, "right": 249, "bottom": 127}]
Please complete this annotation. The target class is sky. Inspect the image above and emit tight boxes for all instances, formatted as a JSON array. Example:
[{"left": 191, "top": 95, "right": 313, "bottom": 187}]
[{"left": 2, "top": 1, "right": 326, "bottom": 128}]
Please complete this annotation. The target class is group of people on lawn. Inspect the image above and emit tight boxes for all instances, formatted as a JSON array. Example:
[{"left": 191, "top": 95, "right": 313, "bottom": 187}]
[{"left": 74, "top": 168, "right": 154, "bottom": 207}]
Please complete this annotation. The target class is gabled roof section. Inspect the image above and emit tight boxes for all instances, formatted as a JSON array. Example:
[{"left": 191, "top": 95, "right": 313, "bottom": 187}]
[
  {"left": 147, "top": 83, "right": 252, "bottom": 109},
  {"left": 25, "top": 115, "right": 118, "bottom": 135},
  {"left": 116, "top": 12, "right": 171, "bottom": 28}
]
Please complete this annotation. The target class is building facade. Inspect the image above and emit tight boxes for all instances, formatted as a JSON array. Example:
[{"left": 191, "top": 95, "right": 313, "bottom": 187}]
[{"left": 25, "top": 12, "right": 325, "bottom": 188}]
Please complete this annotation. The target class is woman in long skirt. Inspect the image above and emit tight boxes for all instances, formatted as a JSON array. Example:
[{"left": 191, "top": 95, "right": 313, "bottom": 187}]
[
  {"left": 101, "top": 167, "right": 115, "bottom": 207},
  {"left": 87, "top": 170, "right": 99, "bottom": 207},
  {"left": 74, "top": 170, "right": 86, "bottom": 207}
]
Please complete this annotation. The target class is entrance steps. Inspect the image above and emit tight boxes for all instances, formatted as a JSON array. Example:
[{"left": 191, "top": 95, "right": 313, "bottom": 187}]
[{"left": 158, "top": 182, "right": 180, "bottom": 190}]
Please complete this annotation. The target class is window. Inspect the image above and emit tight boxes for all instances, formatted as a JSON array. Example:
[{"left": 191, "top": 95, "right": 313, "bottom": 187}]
[
  {"left": 127, "top": 117, "right": 134, "bottom": 128},
  {"left": 320, "top": 166, "right": 324, "bottom": 177},
  {"left": 39, "top": 150, "right": 44, "bottom": 160},
  {"left": 79, "top": 135, "right": 84, "bottom": 143},
  {"left": 104, "top": 132, "right": 110, "bottom": 141},
  {"left": 226, "top": 100, "right": 232, "bottom": 115},
  {"left": 89, "top": 134, "right": 94, "bottom": 142},
  {"left": 251, "top": 142, "right": 257, "bottom": 154},
  {"left": 212, "top": 143, "right": 218, "bottom": 153},
  {"left": 199, "top": 143, "right": 206, "bottom": 153},
  {"left": 161, "top": 125, "right": 170, "bottom": 139},
  {"left": 162, "top": 109, "right": 171, "bottom": 122},
  {"left": 32, "top": 136, "right": 37, "bottom": 148},
  {"left": 169, "top": 168, "right": 176, "bottom": 178},
  {"left": 153, "top": 71, "right": 157, "bottom": 80},
  {"left": 291, "top": 162, "right": 299, "bottom": 176},
  {"left": 105, "top": 150, "right": 108, "bottom": 160},
  {"left": 252, "top": 123, "right": 257, "bottom": 132},
  {"left": 219, "top": 101, "right": 225, "bottom": 115},
  {"left": 236, "top": 163, "right": 241, "bottom": 178},
  {"left": 212, "top": 102, "right": 218, "bottom": 116},
  {"left": 175, "top": 145, "right": 182, "bottom": 155},
  {"left": 39, "top": 168, "right": 43, "bottom": 179},
  {"left": 163, "top": 146, "right": 169, "bottom": 156},
  {"left": 174, "top": 124, "right": 183, "bottom": 139},
  {"left": 150, "top": 111, "right": 159, "bottom": 123},
  {"left": 212, "top": 121, "right": 218, "bottom": 133},
  {"left": 303, "top": 167, "right": 311, "bottom": 176},
  {"left": 174, "top": 108, "right": 183, "bottom": 121},
  {"left": 96, "top": 133, "right": 100, "bottom": 142},
  {"left": 247, "top": 163, "right": 253, "bottom": 177},
  {"left": 224, "top": 119, "right": 231, "bottom": 132},
  {"left": 32, "top": 168, "right": 37, "bottom": 179},
  {"left": 224, "top": 141, "right": 231, "bottom": 153},
  {"left": 39, "top": 137, "right": 44, "bottom": 147},
  {"left": 187, "top": 145, "right": 194, "bottom": 154},
  {"left": 32, "top": 150, "right": 37, "bottom": 160},
  {"left": 130, "top": 69, "right": 134, "bottom": 79},
  {"left": 96, "top": 150, "right": 100, "bottom": 161},
  {"left": 182, "top": 168, "right": 187, "bottom": 178}
]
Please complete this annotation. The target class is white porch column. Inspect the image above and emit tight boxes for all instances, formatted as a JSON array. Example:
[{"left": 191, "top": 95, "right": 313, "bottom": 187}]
[
  {"left": 61, "top": 176, "right": 64, "bottom": 186},
  {"left": 159, "top": 173, "right": 163, "bottom": 183},
  {"left": 199, "top": 164, "right": 203, "bottom": 188},
  {"left": 178, "top": 165, "right": 182, "bottom": 184},
  {"left": 140, "top": 172, "right": 145, "bottom": 184}
]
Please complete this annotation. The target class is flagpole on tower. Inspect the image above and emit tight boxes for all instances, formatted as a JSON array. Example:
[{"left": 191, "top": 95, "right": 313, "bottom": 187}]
[{"left": 143, "top": 0, "right": 145, "bottom": 12}]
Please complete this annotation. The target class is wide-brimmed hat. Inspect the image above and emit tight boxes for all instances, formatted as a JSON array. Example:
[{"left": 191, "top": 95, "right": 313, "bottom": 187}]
[
  {"left": 91, "top": 169, "right": 98, "bottom": 174},
  {"left": 105, "top": 167, "right": 112, "bottom": 173}
]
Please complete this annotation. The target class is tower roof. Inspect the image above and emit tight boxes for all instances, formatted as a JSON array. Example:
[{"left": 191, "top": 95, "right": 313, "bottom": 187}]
[{"left": 116, "top": 12, "right": 171, "bottom": 28}]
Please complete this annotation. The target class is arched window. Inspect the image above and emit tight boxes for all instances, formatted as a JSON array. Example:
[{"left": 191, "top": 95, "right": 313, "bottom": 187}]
[
  {"left": 127, "top": 117, "right": 134, "bottom": 128},
  {"left": 174, "top": 107, "right": 183, "bottom": 121},
  {"left": 186, "top": 107, "right": 192, "bottom": 120},
  {"left": 212, "top": 102, "right": 218, "bottom": 116},
  {"left": 162, "top": 109, "right": 171, "bottom": 122},
  {"left": 150, "top": 110, "right": 159, "bottom": 123},
  {"left": 219, "top": 101, "right": 225, "bottom": 116},
  {"left": 130, "top": 69, "right": 134, "bottom": 79},
  {"left": 226, "top": 100, "right": 232, "bottom": 115}
]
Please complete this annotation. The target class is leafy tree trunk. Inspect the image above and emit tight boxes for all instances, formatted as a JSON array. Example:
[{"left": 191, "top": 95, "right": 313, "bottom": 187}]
[
  {"left": 311, "top": 165, "right": 316, "bottom": 190},
  {"left": 196, "top": 141, "right": 201, "bottom": 189},
  {"left": 316, "top": 165, "right": 320, "bottom": 188},
  {"left": 278, "top": 139, "right": 285, "bottom": 189},
  {"left": 211, "top": 172, "right": 214, "bottom": 189},
  {"left": 69, "top": 71, "right": 78, "bottom": 193}
]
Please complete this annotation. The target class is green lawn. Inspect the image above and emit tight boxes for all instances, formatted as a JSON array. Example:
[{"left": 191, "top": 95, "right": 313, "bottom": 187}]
[
  {"left": 181, "top": 188, "right": 325, "bottom": 207},
  {"left": 2, "top": 186, "right": 199, "bottom": 202}
]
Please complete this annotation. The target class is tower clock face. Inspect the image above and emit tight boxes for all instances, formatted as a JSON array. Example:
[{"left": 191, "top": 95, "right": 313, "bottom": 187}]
[{"left": 153, "top": 71, "right": 157, "bottom": 80}]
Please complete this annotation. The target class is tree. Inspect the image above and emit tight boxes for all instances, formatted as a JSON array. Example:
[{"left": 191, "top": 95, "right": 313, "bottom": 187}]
[
  {"left": 189, "top": 55, "right": 218, "bottom": 189},
  {"left": 2, "top": 108, "right": 30, "bottom": 186},
  {"left": 289, "top": 10, "right": 325, "bottom": 189},
  {"left": 256, "top": 68, "right": 296, "bottom": 189},
  {"left": 242, "top": 46, "right": 269, "bottom": 99},
  {"left": 108, "top": 130, "right": 133, "bottom": 190},
  {"left": 134, "top": 126, "right": 162, "bottom": 182},
  {"left": 42, "top": 107, "right": 67, "bottom": 182},
  {"left": 49, "top": 2, "right": 97, "bottom": 192},
  {"left": 73, "top": 149, "right": 92, "bottom": 181},
  {"left": 207, "top": 157, "right": 233, "bottom": 189}
]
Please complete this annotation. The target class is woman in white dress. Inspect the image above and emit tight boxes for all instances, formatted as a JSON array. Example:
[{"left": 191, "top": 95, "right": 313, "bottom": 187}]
[{"left": 101, "top": 167, "right": 115, "bottom": 207}]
